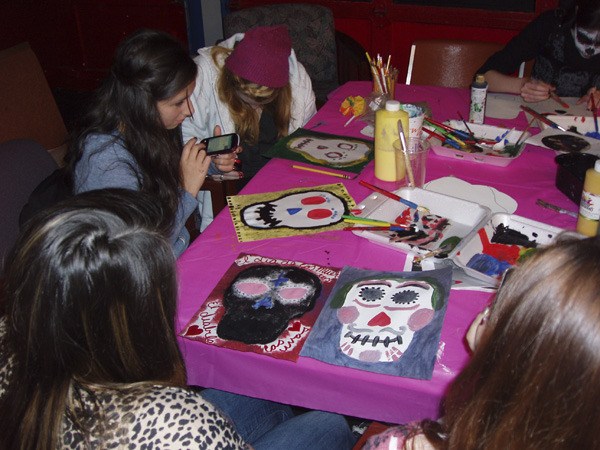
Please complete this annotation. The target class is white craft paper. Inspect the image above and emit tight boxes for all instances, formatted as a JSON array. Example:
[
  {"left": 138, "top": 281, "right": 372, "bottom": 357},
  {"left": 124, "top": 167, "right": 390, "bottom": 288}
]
[{"left": 424, "top": 176, "right": 518, "bottom": 214}]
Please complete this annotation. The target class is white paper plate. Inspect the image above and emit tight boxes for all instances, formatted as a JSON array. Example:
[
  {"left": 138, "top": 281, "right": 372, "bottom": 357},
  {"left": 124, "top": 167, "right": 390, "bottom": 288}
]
[
  {"left": 352, "top": 187, "right": 491, "bottom": 256},
  {"left": 451, "top": 213, "right": 563, "bottom": 286},
  {"left": 429, "top": 121, "right": 530, "bottom": 167}
]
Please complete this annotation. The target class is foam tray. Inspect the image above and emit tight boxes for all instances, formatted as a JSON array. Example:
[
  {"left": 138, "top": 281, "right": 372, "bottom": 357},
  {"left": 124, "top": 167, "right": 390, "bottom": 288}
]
[
  {"left": 429, "top": 121, "right": 530, "bottom": 167},
  {"left": 353, "top": 187, "right": 491, "bottom": 256},
  {"left": 451, "top": 213, "right": 563, "bottom": 286}
]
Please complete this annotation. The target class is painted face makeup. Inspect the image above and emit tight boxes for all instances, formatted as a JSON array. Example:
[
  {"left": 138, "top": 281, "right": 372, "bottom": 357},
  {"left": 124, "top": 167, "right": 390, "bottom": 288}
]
[{"left": 572, "top": 26, "right": 600, "bottom": 59}]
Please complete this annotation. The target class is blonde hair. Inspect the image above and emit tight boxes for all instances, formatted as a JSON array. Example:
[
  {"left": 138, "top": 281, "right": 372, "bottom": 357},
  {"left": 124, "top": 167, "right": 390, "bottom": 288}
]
[{"left": 212, "top": 46, "right": 292, "bottom": 145}]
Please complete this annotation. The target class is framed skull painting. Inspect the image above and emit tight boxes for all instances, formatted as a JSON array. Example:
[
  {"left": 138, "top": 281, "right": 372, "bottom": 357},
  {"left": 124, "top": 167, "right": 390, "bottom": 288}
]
[
  {"left": 265, "top": 128, "right": 374, "bottom": 173},
  {"left": 227, "top": 183, "right": 356, "bottom": 242},
  {"left": 181, "top": 253, "right": 341, "bottom": 361},
  {"left": 301, "top": 266, "right": 452, "bottom": 379}
]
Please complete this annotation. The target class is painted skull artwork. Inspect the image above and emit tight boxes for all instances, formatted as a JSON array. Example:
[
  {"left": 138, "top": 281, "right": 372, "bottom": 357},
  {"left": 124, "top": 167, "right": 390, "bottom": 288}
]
[
  {"left": 287, "top": 136, "right": 371, "bottom": 167},
  {"left": 333, "top": 277, "right": 443, "bottom": 363},
  {"left": 217, "top": 265, "right": 322, "bottom": 344},
  {"left": 241, "top": 190, "right": 348, "bottom": 229},
  {"left": 301, "top": 266, "right": 452, "bottom": 380}
]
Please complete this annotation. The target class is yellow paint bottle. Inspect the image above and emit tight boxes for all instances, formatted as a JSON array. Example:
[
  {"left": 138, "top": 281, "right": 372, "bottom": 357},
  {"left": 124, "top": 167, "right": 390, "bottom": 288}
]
[
  {"left": 374, "top": 100, "right": 409, "bottom": 182},
  {"left": 577, "top": 159, "right": 600, "bottom": 236}
]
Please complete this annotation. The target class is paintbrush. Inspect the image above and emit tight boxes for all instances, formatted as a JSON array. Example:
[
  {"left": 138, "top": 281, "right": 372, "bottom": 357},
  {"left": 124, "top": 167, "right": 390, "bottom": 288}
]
[
  {"left": 549, "top": 91, "right": 569, "bottom": 109},
  {"left": 457, "top": 111, "right": 485, "bottom": 152},
  {"left": 397, "top": 119, "right": 416, "bottom": 186},
  {"left": 359, "top": 180, "right": 430, "bottom": 213},
  {"left": 536, "top": 199, "right": 578, "bottom": 218},
  {"left": 514, "top": 116, "right": 535, "bottom": 148},
  {"left": 520, "top": 105, "right": 569, "bottom": 132},
  {"left": 592, "top": 95, "right": 599, "bottom": 135}
]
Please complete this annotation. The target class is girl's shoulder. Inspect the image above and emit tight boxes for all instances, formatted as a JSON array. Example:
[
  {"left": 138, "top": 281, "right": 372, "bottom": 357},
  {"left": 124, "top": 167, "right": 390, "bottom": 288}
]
[{"left": 63, "top": 385, "right": 247, "bottom": 449}]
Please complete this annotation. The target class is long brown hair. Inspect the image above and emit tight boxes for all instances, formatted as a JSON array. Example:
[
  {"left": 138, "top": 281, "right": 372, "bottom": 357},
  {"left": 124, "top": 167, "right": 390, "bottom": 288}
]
[
  {"left": 213, "top": 46, "right": 292, "bottom": 145},
  {"left": 69, "top": 29, "right": 197, "bottom": 233},
  {"left": 0, "top": 190, "right": 186, "bottom": 450},
  {"left": 421, "top": 233, "right": 600, "bottom": 449}
]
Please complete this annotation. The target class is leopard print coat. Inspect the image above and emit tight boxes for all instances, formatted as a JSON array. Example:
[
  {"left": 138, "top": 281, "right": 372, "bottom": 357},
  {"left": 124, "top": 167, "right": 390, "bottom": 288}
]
[{"left": 0, "top": 318, "right": 248, "bottom": 449}]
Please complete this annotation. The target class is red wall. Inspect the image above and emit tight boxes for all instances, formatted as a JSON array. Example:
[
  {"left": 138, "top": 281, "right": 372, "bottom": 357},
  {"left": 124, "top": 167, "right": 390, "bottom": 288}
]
[
  {"left": 0, "top": 1, "right": 187, "bottom": 91},
  {"left": 1, "top": 0, "right": 559, "bottom": 91}
]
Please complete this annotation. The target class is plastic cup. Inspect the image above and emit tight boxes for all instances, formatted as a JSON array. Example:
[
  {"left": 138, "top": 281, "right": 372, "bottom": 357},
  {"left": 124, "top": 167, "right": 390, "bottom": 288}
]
[
  {"left": 393, "top": 137, "right": 430, "bottom": 188},
  {"left": 400, "top": 104, "right": 425, "bottom": 140}
]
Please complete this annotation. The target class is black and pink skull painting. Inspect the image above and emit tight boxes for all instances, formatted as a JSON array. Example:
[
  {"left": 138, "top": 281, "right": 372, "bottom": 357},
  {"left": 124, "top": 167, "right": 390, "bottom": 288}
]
[
  {"left": 288, "top": 136, "right": 371, "bottom": 167},
  {"left": 241, "top": 190, "right": 349, "bottom": 229},
  {"left": 217, "top": 265, "right": 322, "bottom": 344},
  {"left": 330, "top": 277, "right": 444, "bottom": 363}
]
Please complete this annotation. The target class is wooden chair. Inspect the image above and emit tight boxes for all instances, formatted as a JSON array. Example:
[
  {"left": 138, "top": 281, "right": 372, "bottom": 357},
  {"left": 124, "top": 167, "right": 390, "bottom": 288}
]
[
  {"left": 0, "top": 42, "right": 68, "bottom": 166},
  {"left": 406, "top": 39, "right": 505, "bottom": 88}
]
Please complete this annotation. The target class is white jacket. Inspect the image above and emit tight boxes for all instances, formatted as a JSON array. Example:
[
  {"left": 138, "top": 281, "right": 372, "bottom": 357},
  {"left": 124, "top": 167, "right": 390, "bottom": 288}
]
[{"left": 182, "top": 33, "right": 317, "bottom": 143}]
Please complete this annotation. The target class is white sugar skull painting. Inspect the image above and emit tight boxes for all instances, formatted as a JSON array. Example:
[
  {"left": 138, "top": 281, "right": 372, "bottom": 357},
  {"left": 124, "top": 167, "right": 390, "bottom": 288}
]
[
  {"left": 287, "top": 136, "right": 371, "bottom": 168},
  {"left": 265, "top": 129, "right": 374, "bottom": 173},
  {"left": 228, "top": 183, "right": 356, "bottom": 242},
  {"left": 242, "top": 190, "right": 346, "bottom": 229},
  {"left": 337, "top": 279, "right": 439, "bottom": 363},
  {"left": 301, "top": 266, "right": 452, "bottom": 379}
]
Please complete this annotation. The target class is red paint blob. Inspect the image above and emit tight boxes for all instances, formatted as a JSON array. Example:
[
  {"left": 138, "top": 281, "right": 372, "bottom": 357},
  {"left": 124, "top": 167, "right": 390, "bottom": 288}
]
[
  {"left": 307, "top": 209, "right": 333, "bottom": 220},
  {"left": 301, "top": 196, "right": 327, "bottom": 205}
]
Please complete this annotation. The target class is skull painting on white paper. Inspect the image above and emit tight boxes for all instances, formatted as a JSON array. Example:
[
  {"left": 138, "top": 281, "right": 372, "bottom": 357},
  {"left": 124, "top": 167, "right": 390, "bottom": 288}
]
[
  {"left": 287, "top": 136, "right": 371, "bottom": 168},
  {"left": 335, "top": 278, "right": 440, "bottom": 362},
  {"left": 241, "top": 190, "right": 348, "bottom": 229},
  {"left": 301, "top": 266, "right": 452, "bottom": 380}
]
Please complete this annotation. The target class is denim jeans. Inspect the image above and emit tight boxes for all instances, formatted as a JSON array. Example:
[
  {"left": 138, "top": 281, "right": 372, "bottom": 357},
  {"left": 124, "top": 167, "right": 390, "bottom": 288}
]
[{"left": 201, "top": 389, "right": 356, "bottom": 450}]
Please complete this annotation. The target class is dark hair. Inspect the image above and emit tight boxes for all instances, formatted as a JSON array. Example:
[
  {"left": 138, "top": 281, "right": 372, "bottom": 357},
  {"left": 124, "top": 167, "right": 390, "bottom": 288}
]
[
  {"left": 419, "top": 233, "right": 600, "bottom": 449},
  {"left": 68, "top": 29, "right": 197, "bottom": 232},
  {"left": 0, "top": 190, "right": 186, "bottom": 450},
  {"left": 575, "top": 0, "right": 600, "bottom": 29}
]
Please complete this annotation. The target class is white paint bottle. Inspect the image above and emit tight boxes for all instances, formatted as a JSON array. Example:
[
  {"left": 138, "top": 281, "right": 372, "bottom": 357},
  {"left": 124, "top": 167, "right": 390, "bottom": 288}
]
[{"left": 469, "top": 74, "right": 488, "bottom": 124}]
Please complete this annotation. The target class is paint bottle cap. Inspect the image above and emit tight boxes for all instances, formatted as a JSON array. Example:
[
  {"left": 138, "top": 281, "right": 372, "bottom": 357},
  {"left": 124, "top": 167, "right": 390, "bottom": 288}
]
[{"left": 385, "top": 100, "right": 401, "bottom": 112}]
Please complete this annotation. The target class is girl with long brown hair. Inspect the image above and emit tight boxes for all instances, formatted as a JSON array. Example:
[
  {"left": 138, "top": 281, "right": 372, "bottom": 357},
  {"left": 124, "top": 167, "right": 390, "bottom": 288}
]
[{"left": 365, "top": 233, "right": 600, "bottom": 449}]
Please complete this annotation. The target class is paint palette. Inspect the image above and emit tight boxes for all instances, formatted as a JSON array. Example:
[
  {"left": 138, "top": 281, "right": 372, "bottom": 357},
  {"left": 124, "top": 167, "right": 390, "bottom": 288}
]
[
  {"left": 428, "top": 121, "right": 530, "bottom": 167},
  {"left": 451, "top": 213, "right": 563, "bottom": 286},
  {"left": 353, "top": 187, "right": 491, "bottom": 256}
]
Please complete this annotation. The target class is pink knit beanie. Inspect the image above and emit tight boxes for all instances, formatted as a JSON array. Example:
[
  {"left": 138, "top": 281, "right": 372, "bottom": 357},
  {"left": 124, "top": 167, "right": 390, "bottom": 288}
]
[{"left": 225, "top": 25, "right": 291, "bottom": 88}]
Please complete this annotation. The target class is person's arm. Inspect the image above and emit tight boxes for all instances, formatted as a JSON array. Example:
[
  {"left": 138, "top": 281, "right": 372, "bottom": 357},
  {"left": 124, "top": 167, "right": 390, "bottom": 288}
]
[
  {"left": 72, "top": 136, "right": 141, "bottom": 193},
  {"left": 288, "top": 55, "right": 317, "bottom": 131},
  {"left": 478, "top": 10, "right": 559, "bottom": 101},
  {"left": 484, "top": 70, "right": 556, "bottom": 103}
]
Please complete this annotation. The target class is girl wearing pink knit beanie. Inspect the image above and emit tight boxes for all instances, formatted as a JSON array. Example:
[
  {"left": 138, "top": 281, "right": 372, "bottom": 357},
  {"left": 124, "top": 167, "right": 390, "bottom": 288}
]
[{"left": 182, "top": 25, "right": 317, "bottom": 188}]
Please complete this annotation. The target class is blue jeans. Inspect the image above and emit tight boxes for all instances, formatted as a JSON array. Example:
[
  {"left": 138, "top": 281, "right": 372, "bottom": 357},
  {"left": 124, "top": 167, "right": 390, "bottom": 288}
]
[{"left": 201, "top": 389, "right": 356, "bottom": 450}]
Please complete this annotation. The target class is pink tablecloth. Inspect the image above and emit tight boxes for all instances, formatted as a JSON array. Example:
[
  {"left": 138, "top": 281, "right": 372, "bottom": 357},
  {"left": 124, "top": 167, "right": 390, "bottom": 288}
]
[{"left": 176, "top": 82, "right": 577, "bottom": 424}]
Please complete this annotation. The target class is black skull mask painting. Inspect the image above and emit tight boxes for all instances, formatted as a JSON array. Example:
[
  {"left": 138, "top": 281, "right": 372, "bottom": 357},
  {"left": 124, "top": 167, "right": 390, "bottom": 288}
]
[{"left": 217, "top": 265, "right": 322, "bottom": 344}]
